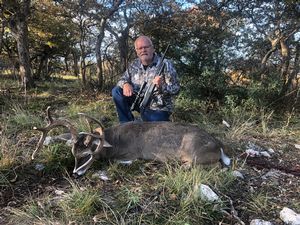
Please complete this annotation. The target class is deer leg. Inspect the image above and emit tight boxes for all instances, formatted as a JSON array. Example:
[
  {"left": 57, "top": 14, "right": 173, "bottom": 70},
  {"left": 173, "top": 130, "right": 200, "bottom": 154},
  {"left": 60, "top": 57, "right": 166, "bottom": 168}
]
[{"left": 178, "top": 134, "right": 196, "bottom": 166}]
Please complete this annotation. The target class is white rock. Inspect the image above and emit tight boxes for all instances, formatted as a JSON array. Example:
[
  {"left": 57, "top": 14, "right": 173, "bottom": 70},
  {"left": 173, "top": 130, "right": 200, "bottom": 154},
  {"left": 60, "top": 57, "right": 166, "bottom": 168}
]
[
  {"left": 280, "top": 207, "right": 300, "bottom": 225},
  {"left": 250, "top": 219, "right": 273, "bottom": 225},
  {"left": 196, "top": 184, "right": 220, "bottom": 202},
  {"left": 295, "top": 144, "right": 300, "bottom": 149},
  {"left": 245, "top": 149, "right": 272, "bottom": 158},
  {"left": 55, "top": 190, "right": 65, "bottom": 195},
  {"left": 34, "top": 163, "right": 45, "bottom": 171},
  {"left": 267, "top": 148, "right": 275, "bottom": 154},
  {"left": 246, "top": 142, "right": 264, "bottom": 152},
  {"left": 246, "top": 149, "right": 260, "bottom": 157},
  {"left": 92, "top": 170, "right": 110, "bottom": 181},
  {"left": 262, "top": 169, "right": 281, "bottom": 180},
  {"left": 222, "top": 119, "right": 231, "bottom": 128},
  {"left": 232, "top": 170, "right": 244, "bottom": 179},
  {"left": 66, "top": 139, "right": 73, "bottom": 146},
  {"left": 260, "top": 151, "right": 271, "bottom": 158},
  {"left": 43, "top": 136, "right": 52, "bottom": 145}
]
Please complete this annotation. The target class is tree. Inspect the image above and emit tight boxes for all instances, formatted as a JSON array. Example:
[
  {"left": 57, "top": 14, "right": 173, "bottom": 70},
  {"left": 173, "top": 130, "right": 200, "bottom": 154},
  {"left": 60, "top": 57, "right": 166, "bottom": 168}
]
[
  {"left": 237, "top": 1, "right": 300, "bottom": 97},
  {"left": 29, "top": 0, "right": 79, "bottom": 80},
  {"left": 93, "top": 0, "right": 123, "bottom": 90},
  {"left": 107, "top": 4, "right": 135, "bottom": 73},
  {"left": 2, "top": 0, "right": 34, "bottom": 89}
]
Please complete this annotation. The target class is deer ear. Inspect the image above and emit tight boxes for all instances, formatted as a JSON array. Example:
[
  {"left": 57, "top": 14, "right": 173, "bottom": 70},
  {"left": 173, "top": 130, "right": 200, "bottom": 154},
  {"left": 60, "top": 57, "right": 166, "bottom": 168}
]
[{"left": 103, "top": 140, "right": 113, "bottom": 147}]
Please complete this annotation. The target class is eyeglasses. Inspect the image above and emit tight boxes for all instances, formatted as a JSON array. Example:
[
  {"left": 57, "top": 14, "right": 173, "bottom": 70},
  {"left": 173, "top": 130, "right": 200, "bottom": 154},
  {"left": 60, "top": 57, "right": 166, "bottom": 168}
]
[{"left": 135, "top": 45, "right": 152, "bottom": 51}]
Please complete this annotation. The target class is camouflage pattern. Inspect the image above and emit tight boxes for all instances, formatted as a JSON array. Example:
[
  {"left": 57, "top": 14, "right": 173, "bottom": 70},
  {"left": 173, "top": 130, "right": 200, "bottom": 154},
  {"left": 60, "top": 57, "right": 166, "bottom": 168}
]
[{"left": 117, "top": 53, "right": 180, "bottom": 112}]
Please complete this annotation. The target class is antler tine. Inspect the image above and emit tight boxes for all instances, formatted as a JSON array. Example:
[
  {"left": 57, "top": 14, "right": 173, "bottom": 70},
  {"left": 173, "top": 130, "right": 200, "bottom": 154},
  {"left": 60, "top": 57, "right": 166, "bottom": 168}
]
[
  {"left": 93, "top": 132, "right": 105, "bottom": 154},
  {"left": 46, "top": 106, "right": 53, "bottom": 123},
  {"left": 79, "top": 132, "right": 102, "bottom": 139},
  {"left": 32, "top": 107, "right": 78, "bottom": 159},
  {"left": 78, "top": 113, "right": 105, "bottom": 136},
  {"left": 78, "top": 113, "right": 106, "bottom": 155}
]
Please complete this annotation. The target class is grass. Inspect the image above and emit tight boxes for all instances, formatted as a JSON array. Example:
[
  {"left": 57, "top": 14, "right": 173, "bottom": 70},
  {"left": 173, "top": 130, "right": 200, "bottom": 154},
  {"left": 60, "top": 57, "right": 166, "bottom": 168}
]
[
  {"left": 8, "top": 177, "right": 103, "bottom": 224},
  {"left": 1, "top": 76, "right": 300, "bottom": 224},
  {"left": 245, "top": 192, "right": 273, "bottom": 216},
  {"left": 6, "top": 164, "right": 235, "bottom": 225}
]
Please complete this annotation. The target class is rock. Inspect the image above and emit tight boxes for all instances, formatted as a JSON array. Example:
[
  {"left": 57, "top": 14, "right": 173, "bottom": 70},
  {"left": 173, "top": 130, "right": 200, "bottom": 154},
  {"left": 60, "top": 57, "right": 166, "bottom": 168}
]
[
  {"left": 43, "top": 136, "right": 52, "bottom": 145},
  {"left": 246, "top": 142, "right": 265, "bottom": 152},
  {"left": 261, "top": 169, "right": 282, "bottom": 180},
  {"left": 55, "top": 190, "right": 65, "bottom": 195},
  {"left": 195, "top": 184, "right": 220, "bottom": 202},
  {"left": 222, "top": 119, "right": 230, "bottom": 128},
  {"left": 280, "top": 207, "right": 300, "bottom": 225},
  {"left": 232, "top": 170, "right": 244, "bottom": 179},
  {"left": 245, "top": 143, "right": 273, "bottom": 158},
  {"left": 92, "top": 170, "right": 110, "bottom": 181},
  {"left": 260, "top": 151, "right": 271, "bottom": 158},
  {"left": 34, "top": 163, "right": 45, "bottom": 171},
  {"left": 250, "top": 219, "right": 273, "bottom": 225},
  {"left": 246, "top": 149, "right": 261, "bottom": 157}
]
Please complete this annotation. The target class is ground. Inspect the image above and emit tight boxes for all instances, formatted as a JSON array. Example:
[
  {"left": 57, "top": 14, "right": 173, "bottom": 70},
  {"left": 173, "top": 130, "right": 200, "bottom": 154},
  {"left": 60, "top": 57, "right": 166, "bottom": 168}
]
[
  {"left": 0, "top": 79, "right": 299, "bottom": 224},
  {"left": 0, "top": 131, "right": 299, "bottom": 224}
]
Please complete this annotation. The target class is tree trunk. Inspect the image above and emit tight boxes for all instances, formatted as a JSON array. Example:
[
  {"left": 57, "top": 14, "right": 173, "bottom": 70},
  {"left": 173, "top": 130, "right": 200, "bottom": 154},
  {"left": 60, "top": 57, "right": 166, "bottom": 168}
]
[
  {"left": 5, "top": 0, "right": 34, "bottom": 89},
  {"left": 96, "top": 29, "right": 105, "bottom": 90},
  {"left": 279, "top": 39, "right": 291, "bottom": 96},
  {"left": 286, "top": 43, "right": 300, "bottom": 92},
  {"left": 94, "top": 0, "right": 122, "bottom": 90},
  {"left": 15, "top": 19, "right": 34, "bottom": 88},
  {"left": 72, "top": 50, "right": 79, "bottom": 77},
  {"left": 0, "top": 20, "right": 4, "bottom": 54},
  {"left": 64, "top": 55, "right": 69, "bottom": 72}
]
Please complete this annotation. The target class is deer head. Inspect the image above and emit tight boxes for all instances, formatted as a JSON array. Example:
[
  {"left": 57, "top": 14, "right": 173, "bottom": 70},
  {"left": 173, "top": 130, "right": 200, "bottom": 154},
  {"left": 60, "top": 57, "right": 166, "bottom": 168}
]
[{"left": 33, "top": 107, "right": 108, "bottom": 176}]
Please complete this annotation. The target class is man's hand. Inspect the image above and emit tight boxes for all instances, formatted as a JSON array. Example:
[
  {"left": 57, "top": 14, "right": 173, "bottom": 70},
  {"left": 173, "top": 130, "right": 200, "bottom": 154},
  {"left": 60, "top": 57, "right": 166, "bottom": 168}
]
[
  {"left": 152, "top": 76, "right": 163, "bottom": 87},
  {"left": 123, "top": 83, "right": 133, "bottom": 96}
]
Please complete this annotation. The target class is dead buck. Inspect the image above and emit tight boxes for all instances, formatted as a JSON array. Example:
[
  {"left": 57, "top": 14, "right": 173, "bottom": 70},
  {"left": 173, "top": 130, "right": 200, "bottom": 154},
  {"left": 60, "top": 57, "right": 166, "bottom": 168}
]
[{"left": 33, "top": 107, "right": 231, "bottom": 176}]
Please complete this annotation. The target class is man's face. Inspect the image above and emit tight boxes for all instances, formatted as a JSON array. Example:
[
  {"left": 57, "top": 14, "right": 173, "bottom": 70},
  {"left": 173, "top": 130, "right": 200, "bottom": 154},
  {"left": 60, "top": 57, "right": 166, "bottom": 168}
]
[{"left": 135, "top": 38, "right": 155, "bottom": 66}]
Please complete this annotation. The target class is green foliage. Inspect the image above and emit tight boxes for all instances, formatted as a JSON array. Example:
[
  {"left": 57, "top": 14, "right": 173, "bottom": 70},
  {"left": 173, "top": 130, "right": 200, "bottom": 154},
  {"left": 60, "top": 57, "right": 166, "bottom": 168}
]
[
  {"left": 4, "top": 104, "right": 43, "bottom": 135},
  {"left": 173, "top": 94, "right": 208, "bottom": 124},
  {"left": 180, "top": 70, "right": 229, "bottom": 102},
  {"left": 0, "top": 135, "right": 19, "bottom": 170},
  {"left": 38, "top": 143, "right": 74, "bottom": 173},
  {"left": 153, "top": 164, "right": 235, "bottom": 224},
  {"left": 58, "top": 183, "right": 101, "bottom": 221},
  {"left": 8, "top": 178, "right": 103, "bottom": 224},
  {"left": 244, "top": 191, "right": 275, "bottom": 216}
]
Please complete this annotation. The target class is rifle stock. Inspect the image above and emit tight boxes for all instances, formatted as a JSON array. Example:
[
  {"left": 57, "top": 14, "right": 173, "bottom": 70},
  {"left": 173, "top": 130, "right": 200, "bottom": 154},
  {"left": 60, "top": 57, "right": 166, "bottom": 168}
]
[{"left": 130, "top": 44, "right": 170, "bottom": 112}]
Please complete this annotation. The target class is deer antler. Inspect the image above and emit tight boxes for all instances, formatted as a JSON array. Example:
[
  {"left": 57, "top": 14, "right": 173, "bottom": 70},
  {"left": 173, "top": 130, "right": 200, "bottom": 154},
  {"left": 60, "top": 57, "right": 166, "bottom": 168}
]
[
  {"left": 78, "top": 113, "right": 105, "bottom": 154},
  {"left": 32, "top": 106, "right": 78, "bottom": 159},
  {"left": 78, "top": 113, "right": 105, "bottom": 134}
]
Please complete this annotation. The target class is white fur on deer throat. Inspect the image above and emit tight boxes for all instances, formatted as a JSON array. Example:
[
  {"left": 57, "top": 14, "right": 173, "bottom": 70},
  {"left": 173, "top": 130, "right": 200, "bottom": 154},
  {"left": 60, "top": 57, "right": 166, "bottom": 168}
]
[{"left": 220, "top": 148, "right": 231, "bottom": 166}]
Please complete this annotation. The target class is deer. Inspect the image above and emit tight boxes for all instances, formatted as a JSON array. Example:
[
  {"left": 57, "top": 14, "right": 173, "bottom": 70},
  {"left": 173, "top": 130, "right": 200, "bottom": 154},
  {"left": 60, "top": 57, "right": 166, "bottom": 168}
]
[{"left": 32, "top": 106, "right": 231, "bottom": 176}]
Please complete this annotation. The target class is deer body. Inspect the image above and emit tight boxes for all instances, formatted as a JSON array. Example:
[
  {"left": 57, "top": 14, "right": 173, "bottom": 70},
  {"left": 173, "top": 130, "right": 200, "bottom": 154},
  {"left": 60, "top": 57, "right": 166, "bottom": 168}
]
[
  {"left": 33, "top": 107, "right": 230, "bottom": 176},
  {"left": 101, "top": 122, "right": 223, "bottom": 165}
]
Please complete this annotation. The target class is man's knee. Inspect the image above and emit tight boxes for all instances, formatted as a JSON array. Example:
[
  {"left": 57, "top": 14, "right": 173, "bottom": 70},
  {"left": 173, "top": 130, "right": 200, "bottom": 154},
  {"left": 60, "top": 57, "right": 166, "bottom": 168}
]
[{"left": 112, "top": 86, "right": 123, "bottom": 99}]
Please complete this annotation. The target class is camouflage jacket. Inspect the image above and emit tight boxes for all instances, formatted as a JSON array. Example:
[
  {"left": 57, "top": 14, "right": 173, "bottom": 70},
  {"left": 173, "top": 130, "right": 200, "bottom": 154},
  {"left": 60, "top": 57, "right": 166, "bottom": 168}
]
[{"left": 117, "top": 53, "right": 180, "bottom": 112}]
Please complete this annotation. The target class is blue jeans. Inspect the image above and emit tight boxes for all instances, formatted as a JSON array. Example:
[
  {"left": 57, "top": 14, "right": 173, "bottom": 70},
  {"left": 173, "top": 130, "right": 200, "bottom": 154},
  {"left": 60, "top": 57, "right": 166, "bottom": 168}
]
[{"left": 112, "top": 86, "right": 170, "bottom": 123}]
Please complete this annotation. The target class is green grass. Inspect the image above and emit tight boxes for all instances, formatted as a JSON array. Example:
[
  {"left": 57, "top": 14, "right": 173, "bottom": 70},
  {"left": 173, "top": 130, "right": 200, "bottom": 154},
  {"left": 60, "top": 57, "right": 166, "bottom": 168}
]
[{"left": 8, "top": 177, "right": 104, "bottom": 224}]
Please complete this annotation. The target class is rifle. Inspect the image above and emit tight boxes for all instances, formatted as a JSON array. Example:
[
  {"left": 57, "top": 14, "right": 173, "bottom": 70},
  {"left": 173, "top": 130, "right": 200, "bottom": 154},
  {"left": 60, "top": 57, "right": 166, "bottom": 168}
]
[{"left": 130, "top": 44, "right": 170, "bottom": 112}]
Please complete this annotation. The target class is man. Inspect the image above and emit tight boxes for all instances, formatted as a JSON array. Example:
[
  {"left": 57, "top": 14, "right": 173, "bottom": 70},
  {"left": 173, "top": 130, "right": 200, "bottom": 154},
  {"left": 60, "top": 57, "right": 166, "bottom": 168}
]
[{"left": 112, "top": 35, "right": 180, "bottom": 123}]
